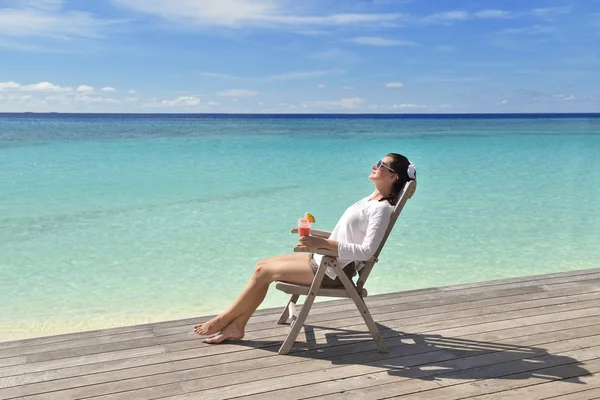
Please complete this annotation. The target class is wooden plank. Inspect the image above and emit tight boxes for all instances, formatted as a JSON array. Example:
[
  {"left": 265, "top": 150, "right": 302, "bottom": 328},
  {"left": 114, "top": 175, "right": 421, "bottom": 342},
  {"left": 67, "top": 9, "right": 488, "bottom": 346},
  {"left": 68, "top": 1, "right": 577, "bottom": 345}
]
[
  {"left": 544, "top": 386, "right": 600, "bottom": 400},
  {"left": 0, "top": 356, "right": 26, "bottom": 367},
  {"left": 0, "top": 330, "right": 156, "bottom": 360},
  {"left": 436, "top": 268, "right": 600, "bottom": 291},
  {"left": 176, "top": 326, "right": 600, "bottom": 396},
  {"left": 0, "top": 325, "right": 160, "bottom": 352},
  {"left": 178, "top": 338, "right": 600, "bottom": 399},
  {"left": 443, "top": 361, "right": 600, "bottom": 400},
  {"left": 7, "top": 313, "right": 600, "bottom": 400},
  {"left": 17, "top": 295, "right": 595, "bottom": 391},
  {"left": 323, "top": 357, "right": 600, "bottom": 400},
  {"left": 252, "top": 343, "right": 600, "bottom": 400},
  {"left": 24, "top": 336, "right": 162, "bottom": 364},
  {"left": 23, "top": 325, "right": 598, "bottom": 400},
  {"left": 0, "top": 346, "right": 164, "bottom": 379},
  {"left": 6, "top": 311, "right": 600, "bottom": 395},
  {"left": 8, "top": 294, "right": 594, "bottom": 391},
  {"left": 18, "top": 373, "right": 186, "bottom": 400}
]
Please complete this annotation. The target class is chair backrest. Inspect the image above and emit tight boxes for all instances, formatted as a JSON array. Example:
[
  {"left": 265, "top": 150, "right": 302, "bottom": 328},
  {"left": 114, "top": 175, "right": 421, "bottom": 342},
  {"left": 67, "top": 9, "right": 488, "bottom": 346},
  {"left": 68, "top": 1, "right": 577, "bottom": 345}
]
[{"left": 356, "top": 180, "right": 416, "bottom": 291}]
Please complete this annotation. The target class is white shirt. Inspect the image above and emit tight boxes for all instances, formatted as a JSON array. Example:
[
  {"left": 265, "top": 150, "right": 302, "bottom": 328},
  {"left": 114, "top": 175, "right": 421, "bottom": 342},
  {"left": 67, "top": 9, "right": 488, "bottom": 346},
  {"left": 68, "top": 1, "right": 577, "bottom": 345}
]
[{"left": 313, "top": 196, "right": 394, "bottom": 279}]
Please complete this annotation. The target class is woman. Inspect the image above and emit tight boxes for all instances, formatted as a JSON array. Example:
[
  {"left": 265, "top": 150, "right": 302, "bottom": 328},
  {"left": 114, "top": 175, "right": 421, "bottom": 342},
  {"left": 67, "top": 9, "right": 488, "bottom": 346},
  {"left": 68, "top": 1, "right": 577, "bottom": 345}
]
[{"left": 194, "top": 153, "right": 416, "bottom": 344}]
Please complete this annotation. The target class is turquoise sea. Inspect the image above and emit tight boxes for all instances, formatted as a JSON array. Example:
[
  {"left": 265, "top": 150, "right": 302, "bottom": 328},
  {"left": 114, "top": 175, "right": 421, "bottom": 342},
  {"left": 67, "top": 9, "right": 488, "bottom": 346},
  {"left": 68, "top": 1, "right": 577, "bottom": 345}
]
[{"left": 1, "top": 114, "right": 599, "bottom": 341}]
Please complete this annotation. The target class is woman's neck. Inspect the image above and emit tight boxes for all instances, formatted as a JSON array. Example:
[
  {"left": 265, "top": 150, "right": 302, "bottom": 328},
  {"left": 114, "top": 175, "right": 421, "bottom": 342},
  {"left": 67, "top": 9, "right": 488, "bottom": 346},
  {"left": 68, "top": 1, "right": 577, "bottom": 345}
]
[{"left": 370, "top": 186, "right": 392, "bottom": 201}]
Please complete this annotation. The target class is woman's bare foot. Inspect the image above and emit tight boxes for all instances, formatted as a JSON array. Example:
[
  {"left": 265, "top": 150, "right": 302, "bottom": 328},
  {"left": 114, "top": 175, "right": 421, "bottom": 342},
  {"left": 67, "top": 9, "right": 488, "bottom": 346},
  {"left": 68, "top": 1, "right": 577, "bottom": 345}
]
[
  {"left": 193, "top": 316, "right": 227, "bottom": 336},
  {"left": 205, "top": 322, "right": 245, "bottom": 344}
]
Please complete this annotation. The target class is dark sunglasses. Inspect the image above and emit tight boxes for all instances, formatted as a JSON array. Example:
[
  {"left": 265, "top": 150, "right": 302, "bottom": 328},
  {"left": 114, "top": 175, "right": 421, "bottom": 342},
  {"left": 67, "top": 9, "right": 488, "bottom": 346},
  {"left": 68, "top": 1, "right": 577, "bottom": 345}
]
[{"left": 376, "top": 159, "right": 396, "bottom": 173}]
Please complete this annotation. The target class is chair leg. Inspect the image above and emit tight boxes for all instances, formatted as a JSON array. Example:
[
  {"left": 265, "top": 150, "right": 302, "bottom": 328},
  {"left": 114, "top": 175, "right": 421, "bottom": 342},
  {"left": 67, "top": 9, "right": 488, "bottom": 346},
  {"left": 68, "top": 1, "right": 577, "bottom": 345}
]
[
  {"left": 278, "top": 257, "right": 329, "bottom": 355},
  {"left": 278, "top": 294, "right": 315, "bottom": 354},
  {"left": 335, "top": 265, "right": 388, "bottom": 353},
  {"left": 277, "top": 294, "right": 299, "bottom": 325}
]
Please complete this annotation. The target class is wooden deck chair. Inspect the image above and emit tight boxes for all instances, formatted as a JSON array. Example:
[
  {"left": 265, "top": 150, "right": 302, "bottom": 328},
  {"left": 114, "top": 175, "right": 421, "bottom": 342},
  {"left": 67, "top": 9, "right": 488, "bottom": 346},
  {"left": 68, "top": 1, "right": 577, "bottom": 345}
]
[{"left": 275, "top": 180, "right": 417, "bottom": 355}]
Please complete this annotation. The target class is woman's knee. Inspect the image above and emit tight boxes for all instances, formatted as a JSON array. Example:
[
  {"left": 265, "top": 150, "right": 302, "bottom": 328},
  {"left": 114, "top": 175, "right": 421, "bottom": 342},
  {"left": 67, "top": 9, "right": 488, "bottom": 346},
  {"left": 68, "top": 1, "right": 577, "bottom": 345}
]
[{"left": 253, "top": 259, "right": 272, "bottom": 281}]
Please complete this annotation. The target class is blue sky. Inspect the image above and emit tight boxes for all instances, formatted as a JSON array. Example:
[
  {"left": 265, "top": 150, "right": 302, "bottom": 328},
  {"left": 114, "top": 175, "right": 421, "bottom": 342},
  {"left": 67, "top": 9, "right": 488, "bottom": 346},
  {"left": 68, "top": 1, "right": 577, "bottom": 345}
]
[{"left": 0, "top": 0, "right": 599, "bottom": 113}]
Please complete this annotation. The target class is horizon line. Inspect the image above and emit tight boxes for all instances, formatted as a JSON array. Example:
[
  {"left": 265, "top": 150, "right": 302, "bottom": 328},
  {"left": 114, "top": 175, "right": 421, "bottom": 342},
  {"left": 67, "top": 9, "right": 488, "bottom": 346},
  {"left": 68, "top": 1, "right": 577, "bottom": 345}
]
[{"left": 1, "top": 112, "right": 600, "bottom": 116}]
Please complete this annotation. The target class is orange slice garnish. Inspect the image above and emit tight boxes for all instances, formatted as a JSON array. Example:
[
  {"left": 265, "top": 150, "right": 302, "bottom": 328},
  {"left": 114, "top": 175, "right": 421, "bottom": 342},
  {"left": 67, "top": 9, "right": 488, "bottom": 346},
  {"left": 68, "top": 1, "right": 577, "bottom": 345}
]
[{"left": 304, "top": 212, "right": 316, "bottom": 223}]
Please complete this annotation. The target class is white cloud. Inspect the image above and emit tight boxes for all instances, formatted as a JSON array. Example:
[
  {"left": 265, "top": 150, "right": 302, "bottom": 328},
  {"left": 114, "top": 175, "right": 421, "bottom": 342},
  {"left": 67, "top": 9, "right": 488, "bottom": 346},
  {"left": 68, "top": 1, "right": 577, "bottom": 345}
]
[
  {"left": 10, "top": 0, "right": 65, "bottom": 11},
  {"left": 302, "top": 97, "right": 365, "bottom": 110},
  {"left": 342, "top": 86, "right": 355, "bottom": 90},
  {"left": 128, "top": 89, "right": 137, "bottom": 94},
  {"left": 101, "top": 86, "right": 116, "bottom": 92},
  {"left": 218, "top": 89, "right": 259, "bottom": 97},
  {"left": 369, "top": 103, "right": 428, "bottom": 110},
  {"left": 553, "top": 93, "right": 575, "bottom": 101},
  {"left": 310, "top": 48, "right": 354, "bottom": 61},
  {"left": 200, "top": 72, "right": 239, "bottom": 79},
  {"left": 266, "top": 69, "right": 343, "bottom": 81},
  {"left": 160, "top": 95, "right": 200, "bottom": 106},
  {"left": 112, "top": 0, "right": 404, "bottom": 28},
  {"left": 74, "top": 95, "right": 121, "bottom": 104},
  {"left": 498, "top": 25, "right": 555, "bottom": 36},
  {"left": 385, "top": 82, "right": 404, "bottom": 88},
  {"left": 391, "top": 103, "right": 427, "bottom": 109},
  {"left": 0, "top": 93, "right": 33, "bottom": 101},
  {"left": 422, "top": 9, "right": 518, "bottom": 24},
  {"left": 422, "top": 10, "right": 470, "bottom": 23},
  {"left": 419, "top": 7, "right": 566, "bottom": 25},
  {"left": 531, "top": 7, "right": 572, "bottom": 20},
  {"left": 76, "top": 85, "right": 94, "bottom": 92},
  {"left": 208, "top": 101, "right": 220, "bottom": 106},
  {"left": 351, "top": 36, "right": 417, "bottom": 46},
  {"left": 0, "top": 81, "right": 21, "bottom": 91},
  {"left": 40, "top": 93, "right": 122, "bottom": 105},
  {"left": 20, "top": 81, "right": 71, "bottom": 92},
  {"left": 416, "top": 75, "right": 486, "bottom": 83},
  {"left": 201, "top": 69, "right": 343, "bottom": 81},
  {"left": 0, "top": 3, "right": 116, "bottom": 40},
  {"left": 339, "top": 98, "right": 364, "bottom": 108},
  {"left": 317, "top": 84, "right": 325, "bottom": 89}
]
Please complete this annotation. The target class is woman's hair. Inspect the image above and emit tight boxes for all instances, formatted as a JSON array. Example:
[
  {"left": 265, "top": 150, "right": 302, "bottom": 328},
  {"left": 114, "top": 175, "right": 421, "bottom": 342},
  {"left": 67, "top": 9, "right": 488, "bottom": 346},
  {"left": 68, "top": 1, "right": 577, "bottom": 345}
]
[{"left": 380, "top": 153, "right": 415, "bottom": 206}]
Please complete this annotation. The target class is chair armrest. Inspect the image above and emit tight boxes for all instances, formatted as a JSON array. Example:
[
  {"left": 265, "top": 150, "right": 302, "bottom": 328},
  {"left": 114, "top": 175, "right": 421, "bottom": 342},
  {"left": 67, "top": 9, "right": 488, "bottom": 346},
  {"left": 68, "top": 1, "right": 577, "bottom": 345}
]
[
  {"left": 290, "top": 228, "right": 332, "bottom": 238},
  {"left": 293, "top": 246, "right": 338, "bottom": 258}
]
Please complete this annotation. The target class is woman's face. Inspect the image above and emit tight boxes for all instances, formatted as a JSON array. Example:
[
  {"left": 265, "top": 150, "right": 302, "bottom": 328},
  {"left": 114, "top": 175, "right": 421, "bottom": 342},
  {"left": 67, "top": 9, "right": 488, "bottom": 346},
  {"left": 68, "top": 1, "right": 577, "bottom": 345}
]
[{"left": 369, "top": 155, "right": 397, "bottom": 183}]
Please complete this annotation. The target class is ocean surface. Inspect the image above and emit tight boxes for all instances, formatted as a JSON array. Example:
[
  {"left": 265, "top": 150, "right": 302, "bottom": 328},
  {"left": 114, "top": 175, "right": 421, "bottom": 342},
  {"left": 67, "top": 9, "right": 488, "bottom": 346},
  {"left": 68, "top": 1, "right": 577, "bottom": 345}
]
[{"left": 1, "top": 113, "right": 599, "bottom": 341}]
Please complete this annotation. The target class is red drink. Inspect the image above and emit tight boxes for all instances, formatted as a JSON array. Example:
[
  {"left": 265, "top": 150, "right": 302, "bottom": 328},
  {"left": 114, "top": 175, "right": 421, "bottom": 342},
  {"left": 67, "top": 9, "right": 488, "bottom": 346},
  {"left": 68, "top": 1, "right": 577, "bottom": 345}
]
[
  {"left": 298, "top": 218, "right": 311, "bottom": 237},
  {"left": 298, "top": 227, "right": 311, "bottom": 237}
]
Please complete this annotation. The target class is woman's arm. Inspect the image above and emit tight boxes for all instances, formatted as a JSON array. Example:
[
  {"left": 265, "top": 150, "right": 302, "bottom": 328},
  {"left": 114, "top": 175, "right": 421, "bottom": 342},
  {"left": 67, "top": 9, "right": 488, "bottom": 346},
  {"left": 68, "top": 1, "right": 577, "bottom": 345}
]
[
  {"left": 297, "top": 204, "right": 393, "bottom": 261},
  {"left": 337, "top": 205, "right": 393, "bottom": 261}
]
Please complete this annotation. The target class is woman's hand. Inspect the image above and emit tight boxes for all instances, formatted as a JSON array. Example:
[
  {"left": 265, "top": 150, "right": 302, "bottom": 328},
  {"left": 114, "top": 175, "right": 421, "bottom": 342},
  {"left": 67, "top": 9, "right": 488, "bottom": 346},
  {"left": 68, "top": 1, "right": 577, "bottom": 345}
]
[
  {"left": 297, "top": 235, "right": 325, "bottom": 249},
  {"left": 296, "top": 236, "right": 339, "bottom": 254}
]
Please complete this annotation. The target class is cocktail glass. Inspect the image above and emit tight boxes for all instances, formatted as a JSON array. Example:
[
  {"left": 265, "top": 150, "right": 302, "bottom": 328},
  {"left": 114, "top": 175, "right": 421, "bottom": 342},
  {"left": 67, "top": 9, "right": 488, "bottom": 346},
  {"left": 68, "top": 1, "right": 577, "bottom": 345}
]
[{"left": 298, "top": 218, "right": 311, "bottom": 237}]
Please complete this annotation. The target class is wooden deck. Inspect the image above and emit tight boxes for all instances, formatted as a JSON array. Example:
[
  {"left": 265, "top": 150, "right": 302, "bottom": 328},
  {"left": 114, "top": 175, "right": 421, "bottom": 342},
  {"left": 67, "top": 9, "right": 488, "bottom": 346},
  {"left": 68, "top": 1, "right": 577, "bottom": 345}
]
[{"left": 1, "top": 268, "right": 600, "bottom": 400}]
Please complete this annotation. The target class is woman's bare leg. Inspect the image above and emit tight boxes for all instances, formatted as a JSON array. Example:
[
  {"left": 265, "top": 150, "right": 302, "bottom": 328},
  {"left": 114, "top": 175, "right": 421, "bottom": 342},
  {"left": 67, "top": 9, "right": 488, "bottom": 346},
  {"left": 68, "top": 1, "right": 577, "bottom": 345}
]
[{"left": 194, "top": 253, "right": 314, "bottom": 339}]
